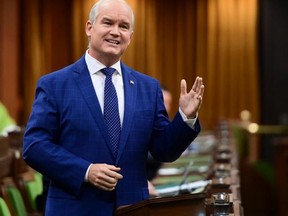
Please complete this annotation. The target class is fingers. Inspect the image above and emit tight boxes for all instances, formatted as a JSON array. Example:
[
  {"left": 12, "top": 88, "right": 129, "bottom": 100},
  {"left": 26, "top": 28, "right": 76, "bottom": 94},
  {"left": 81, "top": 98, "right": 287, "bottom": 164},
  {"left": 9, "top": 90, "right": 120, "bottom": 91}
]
[
  {"left": 182, "top": 76, "right": 204, "bottom": 96},
  {"left": 97, "top": 175, "right": 117, "bottom": 191},
  {"left": 180, "top": 77, "right": 204, "bottom": 99},
  {"left": 192, "top": 76, "right": 203, "bottom": 93},
  {"left": 192, "top": 77, "right": 198, "bottom": 92},
  {"left": 88, "top": 163, "right": 123, "bottom": 191},
  {"left": 148, "top": 180, "right": 159, "bottom": 197},
  {"left": 191, "top": 77, "right": 204, "bottom": 102},
  {"left": 198, "top": 83, "right": 205, "bottom": 100},
  {"left": 105, "top": 164, "right": 123, "bottom": 180},
  {"left": 180, "top": 79, "right": 187, "bottom": 96}
]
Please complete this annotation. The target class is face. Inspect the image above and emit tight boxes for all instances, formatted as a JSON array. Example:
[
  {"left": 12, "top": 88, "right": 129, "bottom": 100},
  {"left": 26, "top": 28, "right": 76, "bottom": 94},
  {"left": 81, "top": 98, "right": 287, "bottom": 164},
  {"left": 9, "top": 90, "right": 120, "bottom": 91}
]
[{"left": 86, "top": 1, "right": 134, "bottom": 66}]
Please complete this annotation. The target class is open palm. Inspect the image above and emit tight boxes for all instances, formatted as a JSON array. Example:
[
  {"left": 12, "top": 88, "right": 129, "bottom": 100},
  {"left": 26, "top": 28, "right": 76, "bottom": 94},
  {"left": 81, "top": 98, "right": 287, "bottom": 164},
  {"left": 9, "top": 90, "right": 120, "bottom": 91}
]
[{"left": 179, "top": 77, "right": 204, "bottom": 119}]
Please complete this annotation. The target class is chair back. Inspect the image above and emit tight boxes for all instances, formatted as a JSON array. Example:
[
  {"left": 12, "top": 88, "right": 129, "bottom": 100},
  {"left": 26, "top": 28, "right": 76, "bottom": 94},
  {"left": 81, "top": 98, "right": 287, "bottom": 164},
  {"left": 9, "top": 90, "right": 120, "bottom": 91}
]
[
  {"left": 0, "top": 197, "right": 11, "bottom": 216},
  {"left": 8, "top": 128, "right": 25, "bottom": 149},
  {"left": 16, "top": 171, "right": 43, "bottom": 212},
  {"left": 1, "top": 177, "right": 26, "bottom": 216},
  {"left": 0, "top": 151, "right": 13, "bottom": 179},
  {"left": 0, "top": 136, "right": 9, "bottom": 157}
]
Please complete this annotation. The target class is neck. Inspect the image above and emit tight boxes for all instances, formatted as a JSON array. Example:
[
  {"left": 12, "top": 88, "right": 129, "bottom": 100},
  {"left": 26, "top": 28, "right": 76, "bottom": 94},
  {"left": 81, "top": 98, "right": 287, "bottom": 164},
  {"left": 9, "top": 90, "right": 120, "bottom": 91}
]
[{"left": 88, "top": 49, "right": 120, "bottom": 67}]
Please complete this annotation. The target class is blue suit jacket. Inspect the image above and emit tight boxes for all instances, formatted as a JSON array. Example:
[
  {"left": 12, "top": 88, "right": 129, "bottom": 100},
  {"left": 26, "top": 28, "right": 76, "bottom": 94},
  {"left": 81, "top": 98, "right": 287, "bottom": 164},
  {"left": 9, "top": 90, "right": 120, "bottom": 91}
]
[{"left": 23, "top": 55, "right": 201, "bottom": 216}]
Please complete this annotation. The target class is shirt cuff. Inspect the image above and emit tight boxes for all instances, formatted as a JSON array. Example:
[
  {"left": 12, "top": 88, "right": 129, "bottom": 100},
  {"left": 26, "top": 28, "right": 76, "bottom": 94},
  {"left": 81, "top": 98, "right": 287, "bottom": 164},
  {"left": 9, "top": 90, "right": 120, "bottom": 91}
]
[
  {"left": 85, "top": 164, "right": 93, "bottom": 182},
  {"left": 179, "top": 107, "right": 198, "bottom": 128}
]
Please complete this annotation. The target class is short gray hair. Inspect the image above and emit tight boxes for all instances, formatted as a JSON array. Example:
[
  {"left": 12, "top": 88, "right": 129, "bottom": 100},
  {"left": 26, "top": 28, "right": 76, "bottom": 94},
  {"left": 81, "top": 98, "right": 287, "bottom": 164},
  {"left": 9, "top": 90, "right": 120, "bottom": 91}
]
[{"left": 89, "top": 0, "right": 135, "bottom": 30}]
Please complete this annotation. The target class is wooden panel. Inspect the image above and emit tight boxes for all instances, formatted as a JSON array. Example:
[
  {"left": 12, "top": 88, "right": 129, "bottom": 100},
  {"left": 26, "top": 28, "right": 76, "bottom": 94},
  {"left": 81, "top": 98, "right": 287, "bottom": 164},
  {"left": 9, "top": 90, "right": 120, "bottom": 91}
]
[{"left": 0, "top": 0, "right": 20, "bottom": 121}]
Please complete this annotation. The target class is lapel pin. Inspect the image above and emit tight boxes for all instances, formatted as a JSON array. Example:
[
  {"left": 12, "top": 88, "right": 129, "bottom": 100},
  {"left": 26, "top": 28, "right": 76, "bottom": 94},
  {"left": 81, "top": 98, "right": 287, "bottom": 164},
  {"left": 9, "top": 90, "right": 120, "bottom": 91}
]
[{"left": 130, "top": 80, "right": 134, "bottom": 85}]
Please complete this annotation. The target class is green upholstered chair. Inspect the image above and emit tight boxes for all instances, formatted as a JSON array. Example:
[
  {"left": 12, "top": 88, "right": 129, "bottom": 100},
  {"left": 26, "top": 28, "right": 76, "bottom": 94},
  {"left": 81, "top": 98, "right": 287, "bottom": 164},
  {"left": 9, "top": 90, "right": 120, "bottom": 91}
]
[
  {"left": 23, "top": 172, "right": 43, "bottom": 211},
  {"left": 7, "top": 186, "right": 27, "bottom": 216},
  {"left": 1, "top": 176, "right": 28, "bottom": 216},
  {"left": 0, "top": 197, "right": 11, "bottom": 216}
]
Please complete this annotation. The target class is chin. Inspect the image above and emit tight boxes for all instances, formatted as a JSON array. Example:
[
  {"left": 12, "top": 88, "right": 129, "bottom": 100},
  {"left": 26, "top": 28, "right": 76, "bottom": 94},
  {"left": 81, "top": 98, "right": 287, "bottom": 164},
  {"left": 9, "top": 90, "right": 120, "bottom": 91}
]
[{"left": 105, "top": 50, "right": 123, "bottom": 58}]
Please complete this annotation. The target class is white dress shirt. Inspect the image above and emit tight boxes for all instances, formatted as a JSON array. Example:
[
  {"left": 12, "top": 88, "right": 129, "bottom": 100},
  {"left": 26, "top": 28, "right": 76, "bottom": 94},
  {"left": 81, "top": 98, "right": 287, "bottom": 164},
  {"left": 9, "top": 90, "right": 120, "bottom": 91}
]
[{"left": 85, "top": 50, "right": 124, "bottom": 126}]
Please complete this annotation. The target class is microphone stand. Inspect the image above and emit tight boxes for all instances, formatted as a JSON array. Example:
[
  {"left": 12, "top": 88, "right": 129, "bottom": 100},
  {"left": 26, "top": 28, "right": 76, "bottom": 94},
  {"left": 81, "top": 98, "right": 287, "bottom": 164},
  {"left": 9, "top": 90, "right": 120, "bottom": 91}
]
[{"left": 177, "top": 160, "right": 194, "bottom": 195}]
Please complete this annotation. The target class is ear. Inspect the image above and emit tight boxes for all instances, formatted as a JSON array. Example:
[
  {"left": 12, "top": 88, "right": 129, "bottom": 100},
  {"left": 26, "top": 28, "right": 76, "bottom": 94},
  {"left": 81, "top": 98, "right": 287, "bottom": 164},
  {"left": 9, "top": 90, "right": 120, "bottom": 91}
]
[
  {"left": 86, "top": 20, "right": 93, "bottom": 37},
  {"left": 130, "top": 31, "right": 134, "bottom": 40},
  {"left": 127, "top": 31, "right": 134, "bottom": 46}
]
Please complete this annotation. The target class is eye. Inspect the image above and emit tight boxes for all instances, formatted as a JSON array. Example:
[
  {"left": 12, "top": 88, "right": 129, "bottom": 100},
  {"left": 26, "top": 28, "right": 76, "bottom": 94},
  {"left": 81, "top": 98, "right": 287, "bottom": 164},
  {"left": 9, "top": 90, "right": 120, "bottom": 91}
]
[
  {"left": 120, "top": 24, "right": 129, "bottom": 30},
  {"left": 101, "top": 18, "right": 113, "bottom": 26},
  {"left": 104, "top": 21, "right": 112, "bottom": 26}
]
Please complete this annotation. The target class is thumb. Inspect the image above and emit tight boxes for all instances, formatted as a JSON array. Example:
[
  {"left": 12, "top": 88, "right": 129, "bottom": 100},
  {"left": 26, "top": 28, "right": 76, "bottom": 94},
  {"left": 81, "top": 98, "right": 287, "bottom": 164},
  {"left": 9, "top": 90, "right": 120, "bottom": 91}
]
[{"left": 180, "top": 79, "right": 187, "bottom": 96}]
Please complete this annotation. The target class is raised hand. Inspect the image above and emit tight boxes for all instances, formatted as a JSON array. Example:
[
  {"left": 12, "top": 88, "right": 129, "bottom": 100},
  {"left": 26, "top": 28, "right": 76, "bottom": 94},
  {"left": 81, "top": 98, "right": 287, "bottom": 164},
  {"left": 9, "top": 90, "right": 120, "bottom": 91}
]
[{"left": 179, "top": 76, "right": 204, "bottom": 119}]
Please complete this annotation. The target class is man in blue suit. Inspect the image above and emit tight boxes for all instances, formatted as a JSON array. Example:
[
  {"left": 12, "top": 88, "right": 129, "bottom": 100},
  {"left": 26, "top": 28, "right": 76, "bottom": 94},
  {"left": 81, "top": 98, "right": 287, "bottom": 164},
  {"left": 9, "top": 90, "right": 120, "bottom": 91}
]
[{"left": 23, "top": 0, "right": 205, "bottom": 215}]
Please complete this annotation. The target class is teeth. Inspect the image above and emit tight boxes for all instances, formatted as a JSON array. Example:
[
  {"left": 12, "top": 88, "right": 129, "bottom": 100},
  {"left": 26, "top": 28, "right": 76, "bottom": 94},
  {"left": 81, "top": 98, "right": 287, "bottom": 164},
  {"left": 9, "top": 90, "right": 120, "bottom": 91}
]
[{"left": 107, "top": 39, "right": 119, "bottom": 44}]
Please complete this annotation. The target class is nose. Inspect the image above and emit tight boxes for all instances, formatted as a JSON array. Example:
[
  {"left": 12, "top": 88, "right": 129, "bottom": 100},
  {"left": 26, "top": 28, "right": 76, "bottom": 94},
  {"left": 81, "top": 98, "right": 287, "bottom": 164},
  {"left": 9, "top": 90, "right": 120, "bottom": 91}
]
[{"left": 110, "top": 25, "right": 120, "bottom": 36}]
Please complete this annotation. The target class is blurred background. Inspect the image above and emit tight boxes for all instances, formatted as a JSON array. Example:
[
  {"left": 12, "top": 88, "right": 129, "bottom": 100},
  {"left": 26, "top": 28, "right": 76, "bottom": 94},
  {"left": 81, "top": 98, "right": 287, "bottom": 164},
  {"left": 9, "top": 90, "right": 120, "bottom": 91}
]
[
  {"left": 1, "top": 0, "right": 288, "bottom": 215},
  {"left": 2, "top": 0, "right": 288, "bottom": 130}
]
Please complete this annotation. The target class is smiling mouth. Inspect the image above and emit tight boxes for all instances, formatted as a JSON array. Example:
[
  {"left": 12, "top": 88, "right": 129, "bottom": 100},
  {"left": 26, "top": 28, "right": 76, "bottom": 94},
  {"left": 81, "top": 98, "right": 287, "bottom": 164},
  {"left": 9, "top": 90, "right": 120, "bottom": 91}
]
[{"left": 106, "top": 39, "right": 120, "bottom": 45}]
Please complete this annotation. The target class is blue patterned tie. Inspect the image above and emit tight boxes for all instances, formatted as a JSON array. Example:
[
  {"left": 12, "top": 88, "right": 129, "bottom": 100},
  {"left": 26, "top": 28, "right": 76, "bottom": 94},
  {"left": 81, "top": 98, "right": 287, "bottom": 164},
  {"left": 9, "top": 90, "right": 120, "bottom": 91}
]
[{"left": 102, "top": 68, "right": 121, "bottom": 157}]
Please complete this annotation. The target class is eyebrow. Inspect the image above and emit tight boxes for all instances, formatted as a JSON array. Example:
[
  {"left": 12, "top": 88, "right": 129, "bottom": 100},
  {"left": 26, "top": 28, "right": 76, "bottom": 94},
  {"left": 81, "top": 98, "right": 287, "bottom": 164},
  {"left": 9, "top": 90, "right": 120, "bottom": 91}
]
[{"left": 101, "top": 17, "right": 131, "bottom": 27}]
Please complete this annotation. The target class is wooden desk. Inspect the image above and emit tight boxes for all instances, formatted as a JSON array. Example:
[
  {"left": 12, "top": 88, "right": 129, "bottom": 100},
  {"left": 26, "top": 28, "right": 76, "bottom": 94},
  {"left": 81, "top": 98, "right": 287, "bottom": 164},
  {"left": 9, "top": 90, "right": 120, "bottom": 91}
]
[
  {"left": 116, "top": 193, "right": 206, "bottom": 216},
  {"left": 117, "top": 128, "right": 244, "bottom": 216}
]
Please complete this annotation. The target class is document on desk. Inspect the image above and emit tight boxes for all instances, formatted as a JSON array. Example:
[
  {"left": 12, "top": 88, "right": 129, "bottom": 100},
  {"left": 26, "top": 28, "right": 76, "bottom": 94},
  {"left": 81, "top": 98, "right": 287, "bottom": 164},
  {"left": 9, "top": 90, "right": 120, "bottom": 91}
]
[
  {"left": 158, "top": 165, "right": 209, "bottom": 176},
  {"left": 158, "top": 167, "right": 184, "bottom": 175},
  {"left": 155, "top": 180, "right": 211, "bottom": 196}
]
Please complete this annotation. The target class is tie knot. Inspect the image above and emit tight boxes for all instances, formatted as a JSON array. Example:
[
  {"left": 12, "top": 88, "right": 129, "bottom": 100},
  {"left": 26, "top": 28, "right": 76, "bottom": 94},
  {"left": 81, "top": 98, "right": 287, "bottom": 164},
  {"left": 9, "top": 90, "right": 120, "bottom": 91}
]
[{"left": 101, "top": 67, "right": 115, "bottom": 77}]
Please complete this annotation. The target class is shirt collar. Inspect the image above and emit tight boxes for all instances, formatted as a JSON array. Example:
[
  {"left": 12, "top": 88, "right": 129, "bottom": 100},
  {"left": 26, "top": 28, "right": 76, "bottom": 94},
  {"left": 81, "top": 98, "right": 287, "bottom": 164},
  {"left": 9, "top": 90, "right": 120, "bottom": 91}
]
[{"left": 85, "top": 50, "right": 122, "bottom": 76}]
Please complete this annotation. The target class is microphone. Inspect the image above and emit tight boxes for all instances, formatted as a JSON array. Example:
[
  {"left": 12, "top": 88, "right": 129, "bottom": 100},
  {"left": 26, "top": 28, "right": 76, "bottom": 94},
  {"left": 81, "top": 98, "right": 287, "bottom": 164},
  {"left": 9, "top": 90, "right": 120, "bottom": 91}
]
[
  {"left": 178, "top": 160, "right": 194, "bottom": 195},
  {"left": 155, "top": 160, "right": 210, "bottom": 196}
]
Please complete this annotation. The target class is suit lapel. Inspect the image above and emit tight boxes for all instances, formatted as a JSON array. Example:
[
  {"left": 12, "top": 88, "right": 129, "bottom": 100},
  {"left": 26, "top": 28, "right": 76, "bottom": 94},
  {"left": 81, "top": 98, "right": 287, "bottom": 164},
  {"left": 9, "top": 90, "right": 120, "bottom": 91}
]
[
  {"left": 72, "top": 57, "right": 138, "bottom": 163},
  {"left": 116, "top": 64, "right": 137, "bottom": 164},
  {"left": 72, "top": 56, "right": 114, "bottom": 157}
]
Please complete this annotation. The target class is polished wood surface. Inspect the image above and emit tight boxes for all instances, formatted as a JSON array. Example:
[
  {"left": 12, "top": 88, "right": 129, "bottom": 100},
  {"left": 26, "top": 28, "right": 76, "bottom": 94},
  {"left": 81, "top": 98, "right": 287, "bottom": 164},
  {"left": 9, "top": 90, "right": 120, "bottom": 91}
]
[{"left": 116, "top": 193, "right": 206, "bottom": 216}]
